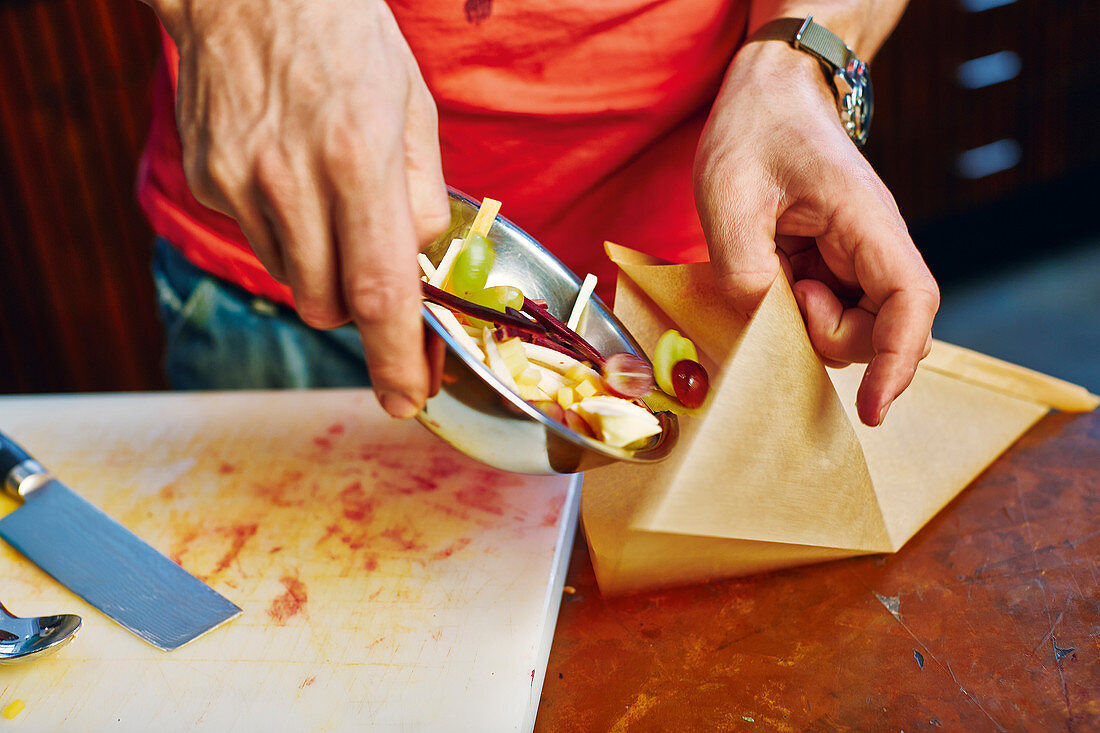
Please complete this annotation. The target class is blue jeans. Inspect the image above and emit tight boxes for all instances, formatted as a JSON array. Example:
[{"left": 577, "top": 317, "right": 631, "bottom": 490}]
[{"left": 152, "top": 238, "right": 370, "bottom": 389}]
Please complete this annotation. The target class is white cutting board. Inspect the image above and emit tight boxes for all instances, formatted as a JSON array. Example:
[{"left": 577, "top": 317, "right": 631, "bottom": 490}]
[{"left": 0, "top": 390, "right": 579, "bottom": 731}]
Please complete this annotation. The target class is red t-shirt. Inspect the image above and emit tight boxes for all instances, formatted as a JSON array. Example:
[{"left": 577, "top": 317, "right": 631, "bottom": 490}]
[{"left": 137, "top": 1, "right": 748, "bottom": 306}]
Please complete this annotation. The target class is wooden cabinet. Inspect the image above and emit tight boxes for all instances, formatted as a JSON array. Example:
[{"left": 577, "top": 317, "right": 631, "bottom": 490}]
[
  {"left": 0, "top": 0, "right": 165, "bottom": 393},
  {"left": 867, "top": 0, "right": 1099, "bottom": 279}
]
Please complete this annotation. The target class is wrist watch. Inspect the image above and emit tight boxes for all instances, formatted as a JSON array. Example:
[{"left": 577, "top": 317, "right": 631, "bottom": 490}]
[{"left": 746, "top": 15, "right": 873, "bottom": 147}]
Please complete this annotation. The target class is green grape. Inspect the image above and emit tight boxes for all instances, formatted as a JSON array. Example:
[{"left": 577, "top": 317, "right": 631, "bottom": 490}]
[
  {"left": 461, "top": 285, "right": 524, "bottom": 329},
  {"left": 468, "top": 285, "right": 525, "bottom": 313},
  {"left": 653, "top": 329, "right": 698, "bottom": 396},
  {"left": 448, "top": 233, "right": 496, "bottom": 295}
]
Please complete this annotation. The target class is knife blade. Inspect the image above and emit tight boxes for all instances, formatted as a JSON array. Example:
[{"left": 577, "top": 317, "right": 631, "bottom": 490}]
[{"left": 0, "top": 430, "right": 241, "bottom": 651}]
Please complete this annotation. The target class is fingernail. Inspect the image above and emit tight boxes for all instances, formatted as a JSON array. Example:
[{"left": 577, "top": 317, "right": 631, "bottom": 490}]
[
  {"left": 380, "top": 392, "right": 421, "bottom": 420},
  {"left": 878, "top": 402, "right": 890, "bottom": 426}
]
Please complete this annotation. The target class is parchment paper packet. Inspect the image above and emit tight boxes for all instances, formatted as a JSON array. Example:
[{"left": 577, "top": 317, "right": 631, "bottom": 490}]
[{"left": 582, "top": 243, "right": 1098, "bottom": 595}]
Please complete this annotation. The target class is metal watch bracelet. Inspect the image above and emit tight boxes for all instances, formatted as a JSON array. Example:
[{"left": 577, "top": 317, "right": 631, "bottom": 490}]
[{"left": 746, "top": 15, "right": 873, "bottom": 146}]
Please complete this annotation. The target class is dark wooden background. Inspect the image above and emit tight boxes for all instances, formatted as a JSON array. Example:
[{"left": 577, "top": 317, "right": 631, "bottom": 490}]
[
  {"left": 0, "top": 0, "right": 163, "bottom": 393},
  {"left": 1, "top": 0, "right": 1097, "bottom": 394}
]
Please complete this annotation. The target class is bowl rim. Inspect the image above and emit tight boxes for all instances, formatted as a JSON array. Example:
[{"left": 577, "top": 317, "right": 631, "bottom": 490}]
[{"left": 419, "top": 188, "right": 678, "bottom": 464}]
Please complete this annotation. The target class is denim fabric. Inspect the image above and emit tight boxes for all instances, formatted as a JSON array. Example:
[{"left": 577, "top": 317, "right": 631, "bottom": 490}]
[{"left": 152, "top": 238, "right": 370, "bottom": 389}]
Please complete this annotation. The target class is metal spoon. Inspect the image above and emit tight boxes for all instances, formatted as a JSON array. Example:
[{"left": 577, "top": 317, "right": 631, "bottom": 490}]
[{"left": 0, "top": 602, "right": 81, "bottom": 664}]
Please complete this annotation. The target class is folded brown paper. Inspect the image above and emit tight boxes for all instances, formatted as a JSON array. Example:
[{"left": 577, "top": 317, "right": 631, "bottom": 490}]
[{"left": 582, "top": 244, "right": 1098, "bottom": 595}]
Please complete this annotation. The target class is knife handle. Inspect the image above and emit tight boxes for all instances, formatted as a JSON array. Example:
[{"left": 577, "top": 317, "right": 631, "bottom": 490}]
[{"left": 0, "top": 431, "right": 50, "bottom": 500}]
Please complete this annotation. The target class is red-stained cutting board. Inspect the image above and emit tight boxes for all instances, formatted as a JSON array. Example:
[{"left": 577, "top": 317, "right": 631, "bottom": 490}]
[{"left": 0, "top": 391, "right": 579, "bottom": 731}]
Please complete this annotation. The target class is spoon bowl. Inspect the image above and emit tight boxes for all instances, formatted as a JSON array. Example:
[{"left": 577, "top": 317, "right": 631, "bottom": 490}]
[{"left": 0, "top": 602, "right": 81, "bottom": 664}]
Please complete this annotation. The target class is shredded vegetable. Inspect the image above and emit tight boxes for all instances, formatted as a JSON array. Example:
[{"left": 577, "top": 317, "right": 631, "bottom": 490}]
[{"left": 420, "top": 199, "right": 661, "bottom": 449}]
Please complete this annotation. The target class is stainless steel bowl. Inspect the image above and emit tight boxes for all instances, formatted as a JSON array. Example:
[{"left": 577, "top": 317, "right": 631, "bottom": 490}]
[{"left": 418, "top": 189, "right": 678, "bottom": 474}]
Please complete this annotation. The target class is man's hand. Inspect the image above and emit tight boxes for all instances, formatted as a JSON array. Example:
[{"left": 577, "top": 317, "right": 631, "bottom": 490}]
[
  {"left": 695, "top": 40, "right": 939, "bottom": 426},
  {"left": 151, "top": 0, "right": 450, "bottom": 418}
]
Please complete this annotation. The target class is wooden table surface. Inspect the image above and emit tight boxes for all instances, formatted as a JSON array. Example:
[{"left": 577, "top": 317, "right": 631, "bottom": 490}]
[{"left": 536, "top": 409, "right": 1099, "bottom": 731}]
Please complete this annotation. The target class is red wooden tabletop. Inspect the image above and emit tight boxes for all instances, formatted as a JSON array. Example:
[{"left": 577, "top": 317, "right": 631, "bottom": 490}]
[{"left": 536, "top": 409, "right": 1099, "bottom": 731}]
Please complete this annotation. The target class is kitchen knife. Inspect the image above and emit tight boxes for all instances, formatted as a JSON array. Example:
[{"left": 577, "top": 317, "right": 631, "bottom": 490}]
[{"left": 0, "top": 430, "right": 241, "bottom": 651}]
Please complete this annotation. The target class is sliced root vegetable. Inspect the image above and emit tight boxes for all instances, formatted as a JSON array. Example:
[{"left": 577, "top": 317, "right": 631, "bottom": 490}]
[
  {"left": 496, "top": 312, "right": 585, "bottom": 358},
  {"left": 524, "top": 362, "right": 568, "bottom": 396},
  {"left": 482, "top": 326, "right": 519, "bottom": 392},
  {"left": 428, "top": 238, "right": 465, "bottom": 288},
  {"left": 521, "top": 298, "right": 606, "bottom": 366},
  {"left": 522, "top": 342, "right": 599, "bottom": 378},
  {"left": 566, "top": 273, "right": 598, "bottom": 331},
  {"left": 419, "top": 195, "right": 666, "bottom": 451},
  {"left": 417, "top": 253, "right": 437, "bottom": 280},
  {"left": 423, "top": 283, "right": 543, "bottom": 333},
  {"left": 516, "top": 367, "right": 541, "bottom": 387},
  {"left": 516, "top": 382, "right": 551, "bottom": 402},
  {"left": 564, "top": 363, "right": 595, "bottom": 383},
  {"left": 496, "top": 337, "right": 529, "bottom": 377},
  {"left": 520, "top": 331, "right": 591, "bottom": 364},
  {"left": 426, "top": 302, "right": 484, "bottom": 360},
  {"left": 573, "top": 376, "right": 599, "bottom": 399},
  {"left": 468, "top": 197, "right": 502, "bottom": 238}
]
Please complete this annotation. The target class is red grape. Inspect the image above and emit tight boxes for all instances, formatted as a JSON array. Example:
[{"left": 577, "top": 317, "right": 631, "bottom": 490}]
[
  {"left": 601, "top": 353, "right": 655, "bottom": 399},
  {"left": 671, "top": 359, "right": 709, "bottom": 409}
]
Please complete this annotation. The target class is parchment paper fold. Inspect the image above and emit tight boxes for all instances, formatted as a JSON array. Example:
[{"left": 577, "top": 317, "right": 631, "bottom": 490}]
[{"left": 582, "top": 244, "right": 1098, "bottom": 595}]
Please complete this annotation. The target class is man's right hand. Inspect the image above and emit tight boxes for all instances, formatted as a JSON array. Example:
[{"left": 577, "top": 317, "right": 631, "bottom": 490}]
[{"left": 149, "top": 0, "right": 450, "bottom": 418}]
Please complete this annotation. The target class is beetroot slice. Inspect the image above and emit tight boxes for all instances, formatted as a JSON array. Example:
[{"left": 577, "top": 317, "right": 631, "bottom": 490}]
[
  {"left": 421, "top": 282, "right": 543, "bottom": 332},
  {"left": 520, "top": 298, "right": 606, "bottom": 367}
]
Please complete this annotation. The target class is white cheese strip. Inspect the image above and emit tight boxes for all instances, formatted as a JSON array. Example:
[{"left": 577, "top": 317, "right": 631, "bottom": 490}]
[
  {"left": 522, "top": 343, "right": 600, "bottom": 380},
  {"left": 482, "top": 327, "right": 519, "bottom": 392},
  {"left": 428, "top": 238, "right": 465, "bottom": 288},
  {"left": 566, "top": 273, "right": 598, "bottom": 331},
  {"left": 417, "top": 253, "right": 437, "bottom": 280},
  {"left": 425, "top": 302, "right": 484, "bottom": 361}
]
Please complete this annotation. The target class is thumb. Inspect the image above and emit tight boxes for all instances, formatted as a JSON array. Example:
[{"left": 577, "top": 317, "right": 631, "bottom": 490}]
[{"left": 696, "top": 171, "right": 782, "bottom": 314}]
